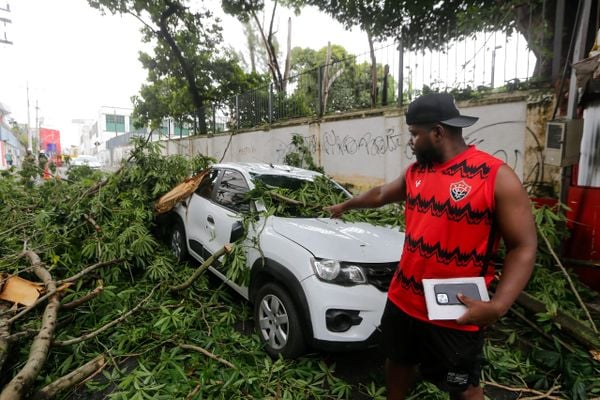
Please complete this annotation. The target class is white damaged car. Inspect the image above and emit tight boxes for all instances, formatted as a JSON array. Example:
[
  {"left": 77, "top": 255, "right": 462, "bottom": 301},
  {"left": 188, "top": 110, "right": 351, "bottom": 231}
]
[{"left": 169, "top": 162, "right": 405, "bottom": 358}]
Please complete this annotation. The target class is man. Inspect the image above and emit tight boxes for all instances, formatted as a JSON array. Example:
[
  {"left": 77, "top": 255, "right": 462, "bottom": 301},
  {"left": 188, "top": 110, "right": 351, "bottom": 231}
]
[{"left": 325, "top": 93, "right": 537, "bottom": 400}]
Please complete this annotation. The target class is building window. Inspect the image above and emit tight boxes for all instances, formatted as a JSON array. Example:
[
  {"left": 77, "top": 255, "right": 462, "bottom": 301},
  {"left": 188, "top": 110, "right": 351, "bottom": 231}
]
[
  {"left": 106, "top": 114, "right": 125, "bottom": 133},
  {"left": 129, "top": 117, "right": 146, "bottom": 134},
  {"left": 174, "top": 123, "right": 190, "bottom": 137}
]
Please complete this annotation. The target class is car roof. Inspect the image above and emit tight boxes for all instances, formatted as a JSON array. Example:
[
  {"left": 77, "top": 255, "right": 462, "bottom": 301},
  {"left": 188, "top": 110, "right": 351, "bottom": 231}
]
[{"left": 212, "top": 162, "right": 322, "bottom": 179}]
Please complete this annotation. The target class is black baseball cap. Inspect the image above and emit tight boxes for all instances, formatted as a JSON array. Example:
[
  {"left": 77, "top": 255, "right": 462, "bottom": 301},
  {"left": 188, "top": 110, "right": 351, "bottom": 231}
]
[{"left": 406, "top": 93, "right": 478, "bottom": 128}]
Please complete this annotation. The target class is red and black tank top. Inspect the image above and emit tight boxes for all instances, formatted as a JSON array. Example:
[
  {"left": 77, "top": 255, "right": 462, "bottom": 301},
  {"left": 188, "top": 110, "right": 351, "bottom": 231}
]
[{"left": 388, "top": 146, "right": 504, "bottom": 331}]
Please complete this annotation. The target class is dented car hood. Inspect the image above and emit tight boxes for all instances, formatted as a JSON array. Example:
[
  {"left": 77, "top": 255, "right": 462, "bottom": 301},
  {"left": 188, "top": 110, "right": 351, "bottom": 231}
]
[{"left": 270, "top": 217, "right": 404, "bottom": 263}]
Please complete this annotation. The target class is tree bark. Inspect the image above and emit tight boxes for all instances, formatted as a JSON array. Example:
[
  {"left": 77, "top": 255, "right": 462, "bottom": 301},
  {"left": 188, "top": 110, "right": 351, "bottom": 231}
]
[
  {"left": 179, "top": 343, "right": 235, "bottom": 369},
  {"left": 61, "top": 285, "right": 104, "bottom": 310},
  {"left": 30, "top": 355, "right": 105, "bottom": 400},
  {"left": 282, "top": 17, "right": 292, "bottom": 88},
  {"left": 322, "top": 43, "right": 331, "bottom": 114},
  {"left": 170, "top": 245, "right": 231, "bottom": 291},
  {"left": 367, "top": 30, "right": 377, "bottom": 107},
  {"left": 251, "top": 6, "right": 284, "bottom": 92},
  {"left": 512, "top": 0, "right": 579, "bottom": 81},
  {"left": 0, "top": 303, "right": 11, "bottom": 375},
  {"left": 0, "top": 251, "right": 59, "bottom": 400},
  {"left": 159, "top": 1, "right": 207, "bottom": 133},
  {"left": 243, "top": 21, "right": 257, "bottom": 73}
]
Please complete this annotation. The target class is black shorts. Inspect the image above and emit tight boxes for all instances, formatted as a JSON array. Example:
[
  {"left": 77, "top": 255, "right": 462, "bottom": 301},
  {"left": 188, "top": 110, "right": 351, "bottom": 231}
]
[{"left": 380, "top": 300, "right": 484, "bottom": 393}]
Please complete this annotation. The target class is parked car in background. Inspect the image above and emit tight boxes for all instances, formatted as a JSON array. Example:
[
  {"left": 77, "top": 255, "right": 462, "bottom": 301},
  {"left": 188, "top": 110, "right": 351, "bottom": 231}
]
[
  {"left": 168, "top": 162, "right": 405, "bottom": 358},
  {"left": 70, "top": 155, "right": 102, "bottom": 169}
]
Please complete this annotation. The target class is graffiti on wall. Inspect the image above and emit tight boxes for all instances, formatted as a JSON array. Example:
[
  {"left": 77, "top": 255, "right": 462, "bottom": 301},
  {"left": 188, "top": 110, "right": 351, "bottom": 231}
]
[
  {"left": 237, "top": 145, "right": 257, "bottom": 157},
  {"left": 322, "top": 129, "right": 402, "bottom": 156},
  {"left": 320, "top": 120, "right": 526, "bottom": 173}
]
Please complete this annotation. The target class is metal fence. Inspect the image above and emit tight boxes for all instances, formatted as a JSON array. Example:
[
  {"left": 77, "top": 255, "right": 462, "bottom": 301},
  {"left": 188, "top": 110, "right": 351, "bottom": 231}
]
[{"left": 165, "top": 30, "right": 537, "bottom": 137}]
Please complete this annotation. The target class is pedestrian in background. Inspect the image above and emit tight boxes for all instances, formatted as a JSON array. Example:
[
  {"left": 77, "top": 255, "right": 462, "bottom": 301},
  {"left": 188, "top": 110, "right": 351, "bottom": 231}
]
[{"left": 5, "top": 149, "right": 13, "bottom": 167}]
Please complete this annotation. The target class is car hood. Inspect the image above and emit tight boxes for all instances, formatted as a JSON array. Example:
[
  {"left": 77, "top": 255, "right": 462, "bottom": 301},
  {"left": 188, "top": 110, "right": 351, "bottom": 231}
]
[{"left": 270, "top": 217, "right": 404, "bottom": 262}]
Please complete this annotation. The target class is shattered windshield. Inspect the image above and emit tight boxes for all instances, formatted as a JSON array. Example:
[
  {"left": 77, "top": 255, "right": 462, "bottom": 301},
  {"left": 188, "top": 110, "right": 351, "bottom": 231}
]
[
  {"left": 249, "top": 173, "right": 350, "bottom": 218},
  {"left": 247, "top": 173, "right": 404, "bottom": 228}
]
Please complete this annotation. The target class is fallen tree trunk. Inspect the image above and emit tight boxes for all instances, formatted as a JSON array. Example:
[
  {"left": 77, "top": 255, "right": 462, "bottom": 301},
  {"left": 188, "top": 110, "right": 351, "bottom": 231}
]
[
  {"left": 30, "top": 355, "right": 105, "bottom": 400},
  {"left": 515, "top": 291, "right": 600, "bottom": 352},
  {"left": 0, "top": 251, "right": 60, "bottom": 400}
]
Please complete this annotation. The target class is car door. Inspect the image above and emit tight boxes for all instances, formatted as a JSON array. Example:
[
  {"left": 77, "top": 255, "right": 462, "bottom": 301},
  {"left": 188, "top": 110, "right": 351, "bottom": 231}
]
[
  {"left": 186, "top": 168, "right": 221, "bottom": 260},
  {"left": 205, "top": 169, "right": 251, "bottom": 255}
]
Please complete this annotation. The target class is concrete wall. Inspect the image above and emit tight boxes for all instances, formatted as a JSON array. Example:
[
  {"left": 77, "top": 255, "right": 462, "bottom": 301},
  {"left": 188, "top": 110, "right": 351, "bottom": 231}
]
[{"left": 105, "top": 91, "right": 556, "bottom": 193}]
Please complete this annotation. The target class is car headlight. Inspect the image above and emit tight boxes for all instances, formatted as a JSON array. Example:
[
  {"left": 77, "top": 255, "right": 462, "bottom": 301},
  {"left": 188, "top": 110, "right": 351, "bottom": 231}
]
[{"left": 310, "top": 258, "right": 367, "bottom": 285}]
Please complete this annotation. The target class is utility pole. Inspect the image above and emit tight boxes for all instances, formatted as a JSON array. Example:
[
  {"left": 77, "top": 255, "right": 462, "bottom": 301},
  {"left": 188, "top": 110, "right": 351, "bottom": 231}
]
[
  {"left": 35, "top": 99, "right": 39, "bottom": 153},
  {"left": 26, "top": 82, "right": 32, "bottom": 152},
  {"left": 0, "top": 2, "right": 12, "bottom": 45}
]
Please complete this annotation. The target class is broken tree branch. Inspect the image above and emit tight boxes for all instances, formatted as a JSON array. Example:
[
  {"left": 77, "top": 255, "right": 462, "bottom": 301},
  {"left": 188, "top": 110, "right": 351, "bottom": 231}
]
[
  {"left": 515, "top": 291, "right": 600, "bottom": 352},
  {"left": 483, "top": 381, "right": 562, "bottom": 399},
  {"left": 1, "top": 316, "right": 75, "bottom": 344},
  {"left": 170, "top": 245, "right": 231, "bottom": 291},
  {"left": 267, "top": 191, "right": 305, "bottom": 206},
  {"left": 508, "top": 306, "right": 577, "bottom": 353},
  {"left": 30, "top": 355, "right": 105, "bottom": 400},
  {"left": 83, "top": 213, "right": 102, "bottom": 233},
  {"left": 61, "top": 285, "right": 104, "bottom": 310},
  {"left": 0, "top": 251, "right": 60, "bottom": 400},
  {"left": 0, "top": 303, "right": 11, "bottom": 374},
  {"left": 53, "top": 283, "right": 161, "bottom": 346},
  {"left": 53, "top": 283, "right": 159, "bottom": 347},
  {"left": 56, "top": 259, "right": 124, "bottom": 286},
  {"left": 539, "top": 230, "right": 598, "bottom": 333},
  {"left": 179, "top": 343, "right": 235, "bottom": 369},
  {"left": 185, "top": 381, "right": 202, "bottom": 400}
]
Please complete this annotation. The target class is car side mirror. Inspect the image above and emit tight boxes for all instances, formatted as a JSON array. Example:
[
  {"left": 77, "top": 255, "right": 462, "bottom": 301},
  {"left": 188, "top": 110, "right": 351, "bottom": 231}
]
[{"left": 229, "top": 220, "right": 245, "bottom": 243}]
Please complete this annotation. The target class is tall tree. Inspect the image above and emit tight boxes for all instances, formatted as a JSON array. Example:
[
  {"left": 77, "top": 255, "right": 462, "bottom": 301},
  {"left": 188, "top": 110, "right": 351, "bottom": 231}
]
[
  {"left": 221, "top": 0, "right": 296, "bottom": 92},
  {"left": 297, "top": 0, "right": 585, "bottom": 81},
  {"left": 88, "top": 0, "right": 260, "bottom": 133}
]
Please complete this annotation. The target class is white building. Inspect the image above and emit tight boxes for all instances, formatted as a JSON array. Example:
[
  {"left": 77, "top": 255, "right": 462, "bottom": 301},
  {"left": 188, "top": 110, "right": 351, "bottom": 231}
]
[
  {"left": 77, "top": 106, "right": 195, "bottom": 165},
  {"left": 0, "top": 101, "right": 25, "bottom": 169}
]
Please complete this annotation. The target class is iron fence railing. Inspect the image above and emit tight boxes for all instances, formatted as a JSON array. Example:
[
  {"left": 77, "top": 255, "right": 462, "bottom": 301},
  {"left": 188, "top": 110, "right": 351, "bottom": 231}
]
[{"left": 150, "top": 30, "right": 537, "bottom": 138}]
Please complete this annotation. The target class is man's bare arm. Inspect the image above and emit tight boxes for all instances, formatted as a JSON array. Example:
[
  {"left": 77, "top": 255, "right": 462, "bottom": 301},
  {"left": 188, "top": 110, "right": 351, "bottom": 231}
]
[
  {"left": 325, "top": 173, "right": 408, "bottom": 218},
  {"left": 457, "top": 165, "right": 537, "bottom": 326}
]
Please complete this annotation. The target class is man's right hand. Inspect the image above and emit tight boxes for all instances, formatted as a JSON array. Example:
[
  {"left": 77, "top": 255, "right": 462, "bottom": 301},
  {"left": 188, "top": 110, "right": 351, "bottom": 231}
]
[{"left": 324, "top": 203, "right": 346, "bottom": 218}]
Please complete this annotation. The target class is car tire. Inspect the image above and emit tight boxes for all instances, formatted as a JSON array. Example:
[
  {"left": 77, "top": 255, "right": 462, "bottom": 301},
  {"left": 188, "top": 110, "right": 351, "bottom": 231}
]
[
  {"left": 170, "top": 220, "right": 188, "bottom": 262},
  {"left": 254, "top": 282, "right": 305, "bottom": 359}
]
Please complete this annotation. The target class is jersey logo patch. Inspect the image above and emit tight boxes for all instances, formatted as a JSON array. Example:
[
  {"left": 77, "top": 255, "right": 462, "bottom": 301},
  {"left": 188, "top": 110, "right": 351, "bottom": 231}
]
[
  {"left": 449, "top": 180, "right": 471, "bottom": 202},
  {"left": 415, "top": 179, "right": 422, "bottom": 187}
]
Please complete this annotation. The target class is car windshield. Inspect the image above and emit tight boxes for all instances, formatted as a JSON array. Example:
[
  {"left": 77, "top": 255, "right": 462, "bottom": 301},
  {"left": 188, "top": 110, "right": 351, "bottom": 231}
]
[{"left": 251, "top": 173, "right": 350, "bottom": 218}]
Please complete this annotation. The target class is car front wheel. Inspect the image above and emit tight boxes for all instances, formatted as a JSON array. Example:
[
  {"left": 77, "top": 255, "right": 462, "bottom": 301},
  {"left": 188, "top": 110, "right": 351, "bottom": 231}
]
[
  {"left": 170, "top": 221, "right": 188, "bottom": 262},
  {"left": 254, "top": 283, "right": 305, "bottom": 358}
]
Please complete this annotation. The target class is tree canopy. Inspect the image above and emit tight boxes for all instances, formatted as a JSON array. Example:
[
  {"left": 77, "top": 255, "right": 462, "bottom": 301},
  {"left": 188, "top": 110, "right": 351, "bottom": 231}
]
[
  {"left": 88, "top": 0, "right": 263, "bottom": 133},
  {"left": 295, "top": 0, "right": 578, "bottom": 80}
]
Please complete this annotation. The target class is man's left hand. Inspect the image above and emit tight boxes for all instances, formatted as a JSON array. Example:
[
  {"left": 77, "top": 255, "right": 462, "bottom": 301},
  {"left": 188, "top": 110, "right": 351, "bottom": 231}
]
[{"left": 455, "top": 293, "right": 503, "bottom": 327}]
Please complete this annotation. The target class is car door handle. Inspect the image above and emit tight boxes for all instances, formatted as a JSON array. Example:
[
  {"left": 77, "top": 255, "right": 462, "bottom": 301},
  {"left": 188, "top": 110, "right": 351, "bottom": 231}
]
[{"left": 207, "top": 215, "right": 214, "bottom": 224}]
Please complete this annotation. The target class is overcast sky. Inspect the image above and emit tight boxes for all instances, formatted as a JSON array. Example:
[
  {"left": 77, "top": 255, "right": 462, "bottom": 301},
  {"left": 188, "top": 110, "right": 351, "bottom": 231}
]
[{"left": 0, "top": 0, "right": 369, "bottom": 147}]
